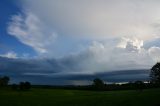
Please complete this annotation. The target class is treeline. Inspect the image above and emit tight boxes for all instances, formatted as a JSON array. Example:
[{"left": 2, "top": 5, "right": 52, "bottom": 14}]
[
  {"left": 0, "top": 62, "right": 160, "bottom": 91},
  {"left": 90, "top": 79, "right": 160, "bottom": 91},
  {"left": 12, "top": 81, "right": 31, "bottom": 90},
  {"left": 28, "top": 79, "right": 160, "bottom": 91},
  {"left": 37, "top": 79, "right": 159, "bottom": 91},
  {"left": 0, "top": 76, "right": 10, "bottom": 87},
  {"left": 0, "top": 76, "right": 31, "bottom": 91},
  {"left": 0, "top": 76, "right": 159, "bottom": 91}
]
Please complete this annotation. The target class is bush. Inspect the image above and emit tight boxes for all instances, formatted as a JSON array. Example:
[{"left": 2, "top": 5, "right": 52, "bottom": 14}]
[{"left": 19, "top": 81, "right": 31, "bottom": 90}]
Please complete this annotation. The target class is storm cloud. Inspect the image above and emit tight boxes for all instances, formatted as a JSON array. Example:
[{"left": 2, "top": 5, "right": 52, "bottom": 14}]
[
  {"left": 0, "top": 44, "right": 152, "bottom": 85},
  {"left": 2, "top": 0, "right": 160, "bottom": 85}
]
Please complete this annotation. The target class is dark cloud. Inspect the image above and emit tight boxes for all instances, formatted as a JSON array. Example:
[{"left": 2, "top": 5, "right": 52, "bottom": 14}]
[
  {"left": 0, "top": 56, "right": 150, "bottom": 85},
  {"left": 0, "top": 57, "right": 63, "bottom": 75}
]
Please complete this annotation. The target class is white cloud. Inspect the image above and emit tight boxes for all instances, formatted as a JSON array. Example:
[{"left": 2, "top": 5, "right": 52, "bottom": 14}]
[
  {"left": 61, "top": 39, "right": 155, "bottom": 73},
  {"left": 6, "top": 0, "right": 160, "bottom": 72},
  {"left": 7, "top": 11, "right": 57, "bottom": 54},
  {"left": 0, "top": 51, "right": 17, "bottom": 58},
  {"left": 148, "top": 46, "right": 160, "bottom": 62},
  {"left": 117, "top": 37, "right": 143, "bottom": 52},
  {"left": 21, "top": 0, "right": 160, "bottom": 40}
]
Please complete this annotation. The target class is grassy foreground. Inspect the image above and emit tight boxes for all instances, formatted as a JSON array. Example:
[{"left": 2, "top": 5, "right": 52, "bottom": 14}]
[{"left": 0, "top": 88, "right": 160, "bottom": 106}]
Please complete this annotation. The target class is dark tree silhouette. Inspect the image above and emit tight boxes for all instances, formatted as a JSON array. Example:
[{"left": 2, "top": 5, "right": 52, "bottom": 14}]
[
  {"left": 2, "top": 76, "right": 10, "bottom": 85},
  {"left": 92, "top": 78, "right": 105, "bottom": 90},
  {"left": 0, "top": 76, "right": 10, "bottom": 86},
  {"left": 24, "top": 81, "right": 31, "bottom": 90},
  {"left": 150, "top": 62, "right": 160, "bottom": 84},
  {"left": 19, "top": 82, "right": 25, "bottom": 90},
  {"left": 19, "top": 81, "right": 31, "bottom": 90}
]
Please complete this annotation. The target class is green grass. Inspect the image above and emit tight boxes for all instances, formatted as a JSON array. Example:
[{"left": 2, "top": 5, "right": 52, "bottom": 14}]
[{"left": 0, "top": 88, "right": 160, "bottom": 106}]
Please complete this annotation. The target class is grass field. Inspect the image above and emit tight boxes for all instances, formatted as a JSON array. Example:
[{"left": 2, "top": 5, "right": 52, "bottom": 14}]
[{"left": 0, "top": 88, "right": 160, "bottom": 106}]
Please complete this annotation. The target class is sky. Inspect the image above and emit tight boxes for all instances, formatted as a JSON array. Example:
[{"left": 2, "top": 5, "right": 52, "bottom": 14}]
[{"left": 1, "top": 0, "right": 160, "bottom": 85}]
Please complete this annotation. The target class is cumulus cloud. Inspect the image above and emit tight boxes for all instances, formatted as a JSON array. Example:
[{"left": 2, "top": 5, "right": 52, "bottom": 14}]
[
  {"left": 117, "top": 37, "right": 143, "bottom": 51},
  {"left": 7, "top": 11, "right": 57, "bottom": 54},
  {"left": 60, "top": 38, "right": 155, "bottom": 73}
]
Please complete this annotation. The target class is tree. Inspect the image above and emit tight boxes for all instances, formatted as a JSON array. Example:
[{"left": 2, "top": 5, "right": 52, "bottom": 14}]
[
  {"left": 2, "top": 76, "right": 10, "bottom": 85},
  {"left": 19, "top": 82, "right": 25, "bottom": 90},
  {"left": 24, "top": 81, "right": 31, "bottom": 90},
  {"left": 0, "top": 76, "right": 10, "bottom": 86},
  {"left": 92, "top": 78, "right": 105, "bottom": 90},
  {"left": 19, "top": 81, "right": 31, "bottom": 90},
  {"left": 150, "top": 62, "right": 160, "bottom": 84}
]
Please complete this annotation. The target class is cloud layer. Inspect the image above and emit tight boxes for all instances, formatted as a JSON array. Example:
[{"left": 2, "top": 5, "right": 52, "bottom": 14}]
[{"left": 0, "top": 56, "right": 150, "bottom": 85}]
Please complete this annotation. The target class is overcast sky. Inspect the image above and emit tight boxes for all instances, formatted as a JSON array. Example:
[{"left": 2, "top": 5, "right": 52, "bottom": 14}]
[{"left": 1, "top": 0, "right": 160, "bottom": 84}]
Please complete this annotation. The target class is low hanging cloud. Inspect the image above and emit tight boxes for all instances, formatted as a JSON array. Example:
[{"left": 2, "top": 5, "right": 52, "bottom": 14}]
[
  {"left": 0, "top": 44, "right": 152, "bottom": 85},
  {"left": 7, "top": 11, "right": 57, "bottom": 54}
]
